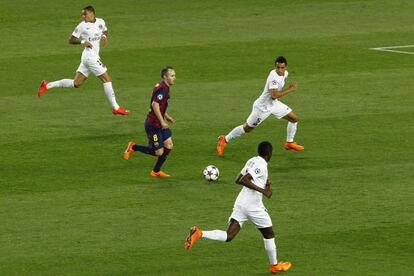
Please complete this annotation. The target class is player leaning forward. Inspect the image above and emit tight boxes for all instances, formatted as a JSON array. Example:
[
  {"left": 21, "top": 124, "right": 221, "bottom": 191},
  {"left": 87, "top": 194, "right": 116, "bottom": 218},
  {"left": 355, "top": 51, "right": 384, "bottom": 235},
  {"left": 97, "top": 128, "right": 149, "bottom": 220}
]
[
  {"left": 38, "top": 6, "right": 129, "bottom": 115},
  {"left": 123, "top": 67, "right": 176, "bottom": 177},
  {"left": 217, "top": 56, "right": 303, "bottom": 156},
  {"left": 185, "top": 141, "right": 292, "bottom": 274}
]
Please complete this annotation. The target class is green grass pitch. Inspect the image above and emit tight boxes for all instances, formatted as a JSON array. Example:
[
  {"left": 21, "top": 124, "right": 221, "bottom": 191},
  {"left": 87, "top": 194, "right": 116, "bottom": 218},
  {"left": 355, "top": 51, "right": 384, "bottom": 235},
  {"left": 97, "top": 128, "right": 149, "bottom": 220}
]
[{"left": 1, "top": 0, "right": 413, "bottom": 275}]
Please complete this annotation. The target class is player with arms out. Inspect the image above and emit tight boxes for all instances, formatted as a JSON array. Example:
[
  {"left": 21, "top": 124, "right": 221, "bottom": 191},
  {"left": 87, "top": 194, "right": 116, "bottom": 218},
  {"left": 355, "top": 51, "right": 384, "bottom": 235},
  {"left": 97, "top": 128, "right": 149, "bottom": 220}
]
[
  {"left": 123, "top": 67, "right": 176, "bottom": 177},
  {"left": 217, "top": 56, "right": 303, "bottom": 156},
  {"left": 184, "top": 141, "right": 292, "bottom": 274},
  {"left": 37, "top": 6, "right": 129, "bottom": 115}
]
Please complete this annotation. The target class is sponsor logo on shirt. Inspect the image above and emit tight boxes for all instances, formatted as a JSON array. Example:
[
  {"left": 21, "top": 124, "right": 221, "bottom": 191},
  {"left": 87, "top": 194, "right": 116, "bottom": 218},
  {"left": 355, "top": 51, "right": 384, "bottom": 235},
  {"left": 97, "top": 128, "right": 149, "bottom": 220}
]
[{"left": 255, "top": 168, "right": 261, "bottom": 174}]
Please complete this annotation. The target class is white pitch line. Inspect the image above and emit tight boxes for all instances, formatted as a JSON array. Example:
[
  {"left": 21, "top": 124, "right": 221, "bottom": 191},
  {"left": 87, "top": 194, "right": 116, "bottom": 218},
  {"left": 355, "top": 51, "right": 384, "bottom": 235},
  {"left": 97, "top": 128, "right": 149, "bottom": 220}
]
[
  {"left": 371, "top": 45, "right": 414, "bottom": 49},
  {"left": 370, "top": 45, "right": 414, "bottom": 55}
]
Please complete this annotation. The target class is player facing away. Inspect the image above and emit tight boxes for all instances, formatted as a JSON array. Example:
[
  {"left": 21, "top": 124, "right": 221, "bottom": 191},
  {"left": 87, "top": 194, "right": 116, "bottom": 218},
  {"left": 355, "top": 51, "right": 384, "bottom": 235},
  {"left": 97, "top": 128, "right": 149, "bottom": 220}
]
[
  {"left": 184, "top": 141, "right": 292, "bottom": 274},
  {"left": 37, "top": 6, "right": 129, "bottom": 116},
  {"left": 217, "top": 56, "right": 304, "bottom": 156},
  {"left": 122, "top": 67, "right": 176, "bottom": 177}
]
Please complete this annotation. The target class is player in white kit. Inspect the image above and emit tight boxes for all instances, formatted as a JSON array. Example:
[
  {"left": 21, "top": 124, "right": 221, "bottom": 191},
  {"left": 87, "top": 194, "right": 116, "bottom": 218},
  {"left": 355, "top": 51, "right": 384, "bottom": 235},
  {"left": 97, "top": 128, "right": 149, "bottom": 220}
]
[
  {"left": 185, "top": 142, "right": 292, "bottom": 274},
  {"left": 217, "top": 56, "right": 303, "bottom": 156},
  {"left": 37, "top": 6, "right": 129, "bottom": 116}
]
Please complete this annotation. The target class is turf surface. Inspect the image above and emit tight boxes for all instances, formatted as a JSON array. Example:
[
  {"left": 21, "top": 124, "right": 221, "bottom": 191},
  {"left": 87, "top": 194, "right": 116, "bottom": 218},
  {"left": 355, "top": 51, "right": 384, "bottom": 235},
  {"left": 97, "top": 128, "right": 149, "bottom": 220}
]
[{"left": 1, "top": 0, "right": 413, "bottom": 275}]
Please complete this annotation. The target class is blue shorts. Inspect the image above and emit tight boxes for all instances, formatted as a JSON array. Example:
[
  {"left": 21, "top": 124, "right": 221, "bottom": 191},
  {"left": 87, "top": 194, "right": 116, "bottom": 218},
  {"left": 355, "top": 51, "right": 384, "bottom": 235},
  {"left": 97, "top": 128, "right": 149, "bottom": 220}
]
[{"left": 145, "top": 123, "right": 172, "bottom": 150}]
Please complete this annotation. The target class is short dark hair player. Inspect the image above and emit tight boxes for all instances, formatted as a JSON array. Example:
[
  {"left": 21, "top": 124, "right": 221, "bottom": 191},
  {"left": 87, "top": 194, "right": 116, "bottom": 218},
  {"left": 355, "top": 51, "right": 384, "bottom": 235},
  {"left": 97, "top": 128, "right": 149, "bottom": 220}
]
[{"left": 123, "top": 67, "right": 176, "bottom": 177}]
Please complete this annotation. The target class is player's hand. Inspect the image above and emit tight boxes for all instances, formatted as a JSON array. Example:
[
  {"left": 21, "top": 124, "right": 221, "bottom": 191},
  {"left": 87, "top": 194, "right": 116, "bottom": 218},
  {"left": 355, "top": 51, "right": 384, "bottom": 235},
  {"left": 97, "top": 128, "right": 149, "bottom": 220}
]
[
  {"left": 101, "top": 34, "right": 108, "bottom": 46},
  {"left": 263, "top": 186, "right": 272, "bottom": 198},
  {"left": 83, "top": 41, "right": 93, "bottom": 48},
  {"left": 166, "top": 116, "right": 175, "bottom": 124},
  {"left": 161, "top": 121, "right": 169, "bottom": 129},
  {"left": 288, "top": 82, "right": 298, "bottom": 92}
]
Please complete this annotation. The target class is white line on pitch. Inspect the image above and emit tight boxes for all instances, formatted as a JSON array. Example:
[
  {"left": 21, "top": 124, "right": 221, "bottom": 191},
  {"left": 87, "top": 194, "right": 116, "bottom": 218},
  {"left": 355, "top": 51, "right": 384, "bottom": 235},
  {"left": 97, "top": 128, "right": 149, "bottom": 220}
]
[
  {"left": 369, "top": 45, "right": 414, "bottom": 55},
  {"left": 371, "top": 45, "right": 414, "bottom": 50},
  {"left": 370, "top": 48, "right": 414, "bottom": 55}
]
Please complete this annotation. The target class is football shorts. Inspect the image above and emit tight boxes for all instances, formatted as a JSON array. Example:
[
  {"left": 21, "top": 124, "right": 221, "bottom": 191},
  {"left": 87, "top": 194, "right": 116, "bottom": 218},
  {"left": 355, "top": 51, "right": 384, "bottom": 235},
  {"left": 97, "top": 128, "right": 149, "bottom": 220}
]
[
  {"left": 76, "top": 57, "right": 107, "bottom": 77},
  {"left": 144, "top": 123, "right": 172, "bottom": 150},
  {"left": 229, "top": 204, "right": 272, "bottom": 229},
  {"left": 246, "top": 100, "right": 292, "bottom": 127}
]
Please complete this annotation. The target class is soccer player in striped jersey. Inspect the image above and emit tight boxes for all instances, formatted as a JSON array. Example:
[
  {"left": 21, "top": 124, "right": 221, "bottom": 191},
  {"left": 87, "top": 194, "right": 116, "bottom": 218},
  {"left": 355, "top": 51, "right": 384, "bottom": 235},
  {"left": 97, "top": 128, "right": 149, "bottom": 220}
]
[{"left": 123, "top": 67, "right": 176, "bottom": 177}]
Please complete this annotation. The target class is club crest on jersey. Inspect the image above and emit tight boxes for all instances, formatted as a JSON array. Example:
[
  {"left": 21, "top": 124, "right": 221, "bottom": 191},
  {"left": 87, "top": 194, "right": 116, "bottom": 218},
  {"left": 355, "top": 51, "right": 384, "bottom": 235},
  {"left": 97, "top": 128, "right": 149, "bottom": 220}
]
[
  {"left": 272, "top": 80, "right": 277, "bottom": 85},
  {"left": 255, "top": 168, "right": 261, "bottom": 174},
  {"left": 157, "top": 94, "right": 163, "bottom": 100},
  {"left": 99, "top": 24, "right": 103, "bottom": 30}
]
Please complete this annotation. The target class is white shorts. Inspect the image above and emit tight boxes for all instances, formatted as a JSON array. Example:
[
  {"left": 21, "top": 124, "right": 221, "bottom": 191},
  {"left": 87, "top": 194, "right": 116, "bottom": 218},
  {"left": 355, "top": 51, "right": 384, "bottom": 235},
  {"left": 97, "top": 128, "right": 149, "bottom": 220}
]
[
  {"left": 229, "top": 204, "right": 272, "bottom": 228},
  {"left": 76, "top": 57, "right": 107, "bottom": 77},
  {"left": 246, "top": 100, "right": 292, "bottom": 127}
]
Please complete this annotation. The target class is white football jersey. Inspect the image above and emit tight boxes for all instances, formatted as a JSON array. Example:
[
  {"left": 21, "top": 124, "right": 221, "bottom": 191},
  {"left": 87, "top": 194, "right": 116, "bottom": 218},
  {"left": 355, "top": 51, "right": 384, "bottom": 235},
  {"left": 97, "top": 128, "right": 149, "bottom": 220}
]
[
  {"left": 256, "top": 70, "right": 289, "bottom": 109},
  {"left": 72, "top": 18, "right": 107, "bottom": 60},
  {"left": 234, "top": 156, "right": 268, "bottom": 209}
]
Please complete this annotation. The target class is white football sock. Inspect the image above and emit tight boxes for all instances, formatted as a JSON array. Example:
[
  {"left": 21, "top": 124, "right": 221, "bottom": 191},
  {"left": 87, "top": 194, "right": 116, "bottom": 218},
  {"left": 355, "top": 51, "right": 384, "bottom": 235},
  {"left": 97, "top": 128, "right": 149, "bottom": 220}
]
[
  {"left": 46, "top": 79, "right": 74, "bottom": 89},
  {"left": 286, "top": 122, "right": 298, "bottom": 143},
  {"left": 202, "top": 230, "right": 227, "bottom": 242},
  {"left": 264, "top": 238, "right": 277, "bottom": 265},
  {"left": 225, "top": 125, "right": 245, "bottom": 142},
  {"left": 103, "top": 82, "right": 120, "bottom": 109}
]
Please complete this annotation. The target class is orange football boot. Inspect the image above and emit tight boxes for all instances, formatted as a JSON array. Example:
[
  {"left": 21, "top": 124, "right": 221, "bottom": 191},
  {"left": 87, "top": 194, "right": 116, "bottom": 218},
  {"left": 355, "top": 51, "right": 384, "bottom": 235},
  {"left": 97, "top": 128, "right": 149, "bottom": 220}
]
[
  {"left": 184, "top": 226, "right": 202, "bottom": 250},
  {"left": 112, "top": 106, "right": 130, "bottom": 115},
  {"left": 284, "top": 142, "right": 304, "bottom": 151},
  {"left": 270, "top": 261, "right": 292, "bottom": 274},
  {"left": 216, "top": 135, "right": 228, "bottom": 156},
  {"left": 123, "top": 141, "right": 136, "bottom": 160},
  {"left": 38, "top": 80, "right": 48, "bottom": 97},
  {"left": 150, "top": 170, "right": 170, "bottom": 177}
]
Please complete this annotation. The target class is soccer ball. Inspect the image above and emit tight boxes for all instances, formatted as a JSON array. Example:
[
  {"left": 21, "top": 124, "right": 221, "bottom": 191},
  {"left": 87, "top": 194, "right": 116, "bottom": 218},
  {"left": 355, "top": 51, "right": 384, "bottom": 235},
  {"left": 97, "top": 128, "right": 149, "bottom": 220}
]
[{"left": 203, "top": 165, "right": 220, "bottom": 182}]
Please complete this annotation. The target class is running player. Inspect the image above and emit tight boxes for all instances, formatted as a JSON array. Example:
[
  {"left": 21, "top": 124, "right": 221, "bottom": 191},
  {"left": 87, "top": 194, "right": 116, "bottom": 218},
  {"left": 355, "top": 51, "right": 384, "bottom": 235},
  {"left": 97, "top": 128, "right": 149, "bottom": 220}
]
[
  {"left": 184, "top": 141, "right": 292, "bottom": 274},
  {"left": 122, "top": 66, "right": 176, "bottom": 177},
  {"left": 37, "top": 6, "right": 129, "bottom": 115},
  {"left": 217, "top": 56, "right": 303, "bottom": 156}
]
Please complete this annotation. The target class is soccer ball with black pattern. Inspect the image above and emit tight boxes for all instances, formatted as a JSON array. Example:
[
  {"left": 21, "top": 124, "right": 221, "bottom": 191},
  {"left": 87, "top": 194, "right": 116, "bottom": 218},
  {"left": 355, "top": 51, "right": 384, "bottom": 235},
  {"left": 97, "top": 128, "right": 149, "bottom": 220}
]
[{"left": 203, "top": 165, "right": 219, "bottom": 182}]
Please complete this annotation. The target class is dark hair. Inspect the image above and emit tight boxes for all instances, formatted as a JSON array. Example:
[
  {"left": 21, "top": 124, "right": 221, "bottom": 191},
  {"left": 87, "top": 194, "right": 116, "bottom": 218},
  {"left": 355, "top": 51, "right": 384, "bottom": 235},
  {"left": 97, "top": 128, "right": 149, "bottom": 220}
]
[
  {"left": 258, "top": 141, "right": 273, "bottom": 158},
  {"left": 83, "top": 6, "right": 95, "bottom": 14},
  {"left": 161, "top": 66, "right": 174, "bottom": 78},
  {"left": 275, "top": 56, "right": 287, "bottom": 66}
]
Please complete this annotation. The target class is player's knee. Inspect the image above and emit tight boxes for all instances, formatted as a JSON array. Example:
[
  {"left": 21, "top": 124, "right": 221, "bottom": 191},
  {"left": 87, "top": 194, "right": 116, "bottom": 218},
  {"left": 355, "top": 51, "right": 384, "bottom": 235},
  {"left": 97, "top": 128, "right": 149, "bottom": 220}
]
[
  {"left": 244, "top": 126, "right": 254, "bottom": 133},
  {"left": 226, "top": 236, "right": 234, "bottom": 242},
  {"left": 288, "top": 114, "right": 299, "bottom": 123},
  {"left": 155, "top": 148, "right": 164, "bottom": 156},
  {"left": 292, "top": 116, "right": 299, "bottom": 123}
]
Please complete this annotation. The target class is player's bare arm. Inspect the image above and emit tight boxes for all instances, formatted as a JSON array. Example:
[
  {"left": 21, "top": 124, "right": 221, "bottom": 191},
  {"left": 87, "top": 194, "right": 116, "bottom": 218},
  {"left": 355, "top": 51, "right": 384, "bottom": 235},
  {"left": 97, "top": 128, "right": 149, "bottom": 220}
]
[
  {"left": 270, "top": 82, "right": 298, "bottom": 99},
  {"left": 235, "top": 173, "right": 272, "bottom": 198},
  {"left": 152, "top": 101, "right": 169, "bottom": 129},
  {"left": 101, "top": 31, "right": 108, "bottom": 46},
  {"left": 68, "top": 35, "right": 92, "bottom": 48},
  {"left": 265, "top": 180, "right": 272, "bottom": 198},
  {"left": 165, "top": 112, "right": 175, "bottom": 123}
]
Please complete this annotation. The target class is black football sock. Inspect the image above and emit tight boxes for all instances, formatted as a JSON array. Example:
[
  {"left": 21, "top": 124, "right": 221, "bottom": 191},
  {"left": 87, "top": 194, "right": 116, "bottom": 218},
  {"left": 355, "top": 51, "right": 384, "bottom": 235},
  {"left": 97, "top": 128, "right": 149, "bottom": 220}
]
[
  {"left": 132, "top": 145, "right": 155, "bottom": 156},
  {"left": 153, "top": 148, "right": 171, "bottom": 172}
]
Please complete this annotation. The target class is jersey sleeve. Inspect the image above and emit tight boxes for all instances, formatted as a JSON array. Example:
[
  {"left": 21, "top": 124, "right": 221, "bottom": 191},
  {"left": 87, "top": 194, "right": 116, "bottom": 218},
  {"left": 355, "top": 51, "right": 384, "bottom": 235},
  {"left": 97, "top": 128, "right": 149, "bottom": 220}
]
[
  {"left": 152, "top": 87, "right": 167, "bottom": 104},
  {"left": 268, "top": 77, "right": 280, "bottom": 90},
  {"left": 72, "top": 22, "right": 83, "bottom": 38},
  {"left": 241, "top": 159, "right": 265, "bottom": 179},
  {"left": 101, "top": 19, "right": 108, "bottom": 32}
]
